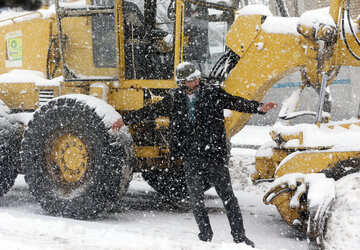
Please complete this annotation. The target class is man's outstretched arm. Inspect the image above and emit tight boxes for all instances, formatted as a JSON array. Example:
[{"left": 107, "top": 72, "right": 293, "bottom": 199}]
[{"left": 219, "top": 87, "right": 277, "bottom": 114}]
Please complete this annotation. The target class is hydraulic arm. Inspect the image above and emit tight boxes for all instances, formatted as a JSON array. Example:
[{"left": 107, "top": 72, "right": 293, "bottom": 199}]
[{"left": 222, "top": 0, "right": 360, "bottom": 138}]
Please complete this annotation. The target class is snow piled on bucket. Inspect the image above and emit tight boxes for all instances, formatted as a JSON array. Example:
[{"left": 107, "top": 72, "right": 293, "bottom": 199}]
[
  {"left": 268, "top": 173, "right": 335, "bottom": 210},
  {"left": 272, "top": 119, "right": 360, "bottom": 151},
  {"left": 324, "top": 173, "right": 360, "bottom": 250}
]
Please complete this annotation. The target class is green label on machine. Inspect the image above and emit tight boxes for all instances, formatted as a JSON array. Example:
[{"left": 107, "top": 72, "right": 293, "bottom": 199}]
[
  {"left": 6, "top": 30, "right": 22, "bottom": 67},
  {"left": 8, "top": 37, "right": 22, "bottom": 61}
]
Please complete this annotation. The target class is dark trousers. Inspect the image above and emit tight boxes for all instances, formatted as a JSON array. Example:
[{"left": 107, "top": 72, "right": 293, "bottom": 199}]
[{"left": 183, "top": 155, "right": 246, "bottom": 241}]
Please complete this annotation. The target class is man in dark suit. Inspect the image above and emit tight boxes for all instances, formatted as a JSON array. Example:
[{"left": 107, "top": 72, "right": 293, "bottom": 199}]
[{"left": 112, "top": 62, "right": 277, "bottom": 247}]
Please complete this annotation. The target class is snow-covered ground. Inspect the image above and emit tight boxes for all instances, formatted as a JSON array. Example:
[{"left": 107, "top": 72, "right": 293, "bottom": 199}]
[
  {"left": 0, "top": 126, "right": 311, "bottom": 250},
  {"left": 0, "top": 126, "right": 359, "bottom": 250},
  {"left": 0, "top": 173, "right": 308, "bottom": 250}
]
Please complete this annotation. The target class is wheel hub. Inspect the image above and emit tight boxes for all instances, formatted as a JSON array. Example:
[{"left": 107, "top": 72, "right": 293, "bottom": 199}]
[{"left": 49, "top": 133, "right": 88, "bottom": 184}]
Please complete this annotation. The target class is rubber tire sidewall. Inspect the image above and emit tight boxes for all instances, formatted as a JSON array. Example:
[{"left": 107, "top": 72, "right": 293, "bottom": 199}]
[
  {"left": 142, "top": 166, "right": 211, "bottom": 202},
  {"left": 0, "top": 116, "right": 21, "bottom": 197},
  {"left": 22, "top": 97, "right": 132, "bottom": 219}
]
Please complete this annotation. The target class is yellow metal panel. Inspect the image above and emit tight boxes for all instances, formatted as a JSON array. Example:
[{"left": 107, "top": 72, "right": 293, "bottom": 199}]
[
  {"left": 155, "top": 117, "right": 169, "bottom": 129},
  {"left": 119, "top": 79, "right": 177, "bottom": 89},
  {"left": 339, "top": 123, "right": 351, "bottom": 129},
  {"left": 134, "top": 146, "right": 168, "bottom": 158},
  {"left": 224, "top": 30, "right": 305, "bottom": 138},
  {"left": 271, "top": 148, "right": 290, "bottom": 164},
  {"left": 116, "top": 0, "right": 126, "bottom": 83},
  {"left": 61, "top": 87, "right": 89, "bottom": 95},
  {"left": 226, "top": 15, "right": 262, "bottom": 57},
  {"left": 108, "top": 88, "right": 144, "bottom": 111},
  {"left": 60, "top": 16, "right": 117, "bottom": 77},
  {"left": 334, "top": 34, "right": 360, "bottom": 67},
  {"left": 89, "top": 87, "right": 105, "bottom": 100},
  {"left": 263, "top": 183, "right": 308, "bottom": 230},
  {"left": 0, "top": 82, "right": 36, "bottom": 109},
  {"left": 90, "top": 85, "right": 107, "bottom": 100},
  {"left": 253, "top": 156, "right": 276, "bottom": 182},
  {"left": 174, "top": 0, "right": 185, "bottom": 67},
  {"left": 271, "top": 192, "right": 300, "bottom": 225},
  {"left": 60, "top": 81, "right": 89, "bottom": 95},
  {"left": 0, "top": 15, "right": 53, "bottom": 75},
  {"left": 275, "top": 151, "right": 360, "bottom": 178},
  {"left": 329, "top": 0, "right": 343, "bottom": 23},
  {"left": 326, "top": 122, "right": 360, "bottom": 130}
]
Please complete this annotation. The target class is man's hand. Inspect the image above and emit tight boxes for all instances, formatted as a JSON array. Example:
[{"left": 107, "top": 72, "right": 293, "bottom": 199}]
[
  {"left": 112, "top": 118, "right": 125, "bottom": 132},
  {"left": 260, "top": 102, "right": 278, "bottom": 113}
]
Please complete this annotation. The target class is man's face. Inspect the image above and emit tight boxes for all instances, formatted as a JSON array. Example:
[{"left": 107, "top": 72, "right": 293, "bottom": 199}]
[{"left": 184, "top": 78, "right": 200, "bottom": 94}]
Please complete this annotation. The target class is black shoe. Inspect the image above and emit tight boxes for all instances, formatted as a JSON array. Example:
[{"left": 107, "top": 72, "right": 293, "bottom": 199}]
[
  {"left": 234, "top": 235, "right": 255, "bottom": 248},
  {"left": 198, "top": 232, "right": 213, "bottom": 242}
]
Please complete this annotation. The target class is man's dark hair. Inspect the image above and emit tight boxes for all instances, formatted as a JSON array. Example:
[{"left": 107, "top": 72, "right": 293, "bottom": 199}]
[{"left": 0, "top": 0, "right": 43, "bottom": 11}]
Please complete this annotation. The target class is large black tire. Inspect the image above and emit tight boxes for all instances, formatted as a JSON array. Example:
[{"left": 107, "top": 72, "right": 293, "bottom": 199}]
[
  {"left": 321, "top": 157, "right": 360, "bottom": 180},
  {"left": 0, "top": 100, "right": 22, "bottom": 197},
  {"left": 21, "top": 95, "right": 133, "bottom": 219},
  {"left": 142, "top": 167, "right": 189, "bottom": 201},
  {"left": 142, "top": 165, "right": 211, "bottom": 202}
]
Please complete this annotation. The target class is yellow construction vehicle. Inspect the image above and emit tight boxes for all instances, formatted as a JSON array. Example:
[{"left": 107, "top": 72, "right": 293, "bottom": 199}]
[
  {"left": 0, "top": 0, "right": 239, "bottom": 218},
  {"left": 0, "top": 0, "right": 359, "bottom": 248}
]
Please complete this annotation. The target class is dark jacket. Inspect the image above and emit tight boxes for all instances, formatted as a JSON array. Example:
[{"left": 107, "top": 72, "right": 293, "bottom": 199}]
[{"left": 123, "top": 81, "right": 264, "bottom": 162}]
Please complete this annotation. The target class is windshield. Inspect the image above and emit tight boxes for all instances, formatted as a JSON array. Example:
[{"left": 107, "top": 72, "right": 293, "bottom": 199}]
[
  {"left": 182, "top": 0, "right": 234, "bottom": 76},
  {"left": 54, "top": 0, "right": 117, "bottom": 80},
  {"left": 92, "top": 0, "right": 116, "bottom": 68}
]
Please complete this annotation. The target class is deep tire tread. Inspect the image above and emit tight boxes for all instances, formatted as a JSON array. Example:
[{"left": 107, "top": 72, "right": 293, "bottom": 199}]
[
  {"left": 0, "top": 102, "right": 21, "bottom": 197},
  {"left": 21, "top": 96, "right": 133, "bottom": 219}
]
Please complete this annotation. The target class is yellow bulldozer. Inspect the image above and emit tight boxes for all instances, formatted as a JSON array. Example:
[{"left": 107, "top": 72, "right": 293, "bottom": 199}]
[{"left": 0, "top": 0, "right": 359, "bottom": 248}]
